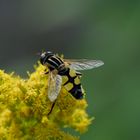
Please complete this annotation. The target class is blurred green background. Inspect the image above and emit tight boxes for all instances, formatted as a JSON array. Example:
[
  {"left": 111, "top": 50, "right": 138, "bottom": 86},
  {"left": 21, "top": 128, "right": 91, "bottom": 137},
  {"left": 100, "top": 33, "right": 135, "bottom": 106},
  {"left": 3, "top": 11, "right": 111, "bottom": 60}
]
[{"left": 0, "top": 1, "right": 140, "bottom": 140}]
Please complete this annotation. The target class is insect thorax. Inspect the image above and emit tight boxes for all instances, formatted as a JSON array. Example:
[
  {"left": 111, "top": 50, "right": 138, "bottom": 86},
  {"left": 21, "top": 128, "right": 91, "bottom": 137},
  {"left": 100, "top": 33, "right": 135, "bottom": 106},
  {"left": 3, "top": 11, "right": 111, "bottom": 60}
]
[{"left": 46, "top": 55, "right": 65, "bottom": 71}]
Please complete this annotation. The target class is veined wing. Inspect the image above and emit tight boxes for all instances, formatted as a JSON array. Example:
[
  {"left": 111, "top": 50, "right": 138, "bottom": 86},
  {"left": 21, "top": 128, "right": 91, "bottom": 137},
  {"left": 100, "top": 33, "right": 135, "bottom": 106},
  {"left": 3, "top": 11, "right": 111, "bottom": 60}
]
[
  {"left": 64, "top": 59, "right": 104, "bottom": 71},
  {"left": 48, "top": 72, "right": 62, "bottom": 102}
]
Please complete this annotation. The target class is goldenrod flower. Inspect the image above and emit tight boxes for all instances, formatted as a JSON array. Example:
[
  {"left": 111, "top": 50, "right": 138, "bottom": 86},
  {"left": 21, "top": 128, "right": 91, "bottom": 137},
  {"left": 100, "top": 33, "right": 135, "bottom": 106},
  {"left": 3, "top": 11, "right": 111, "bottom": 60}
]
[{"left": 0, "top": 64, "right": 93, "bottom": 140}]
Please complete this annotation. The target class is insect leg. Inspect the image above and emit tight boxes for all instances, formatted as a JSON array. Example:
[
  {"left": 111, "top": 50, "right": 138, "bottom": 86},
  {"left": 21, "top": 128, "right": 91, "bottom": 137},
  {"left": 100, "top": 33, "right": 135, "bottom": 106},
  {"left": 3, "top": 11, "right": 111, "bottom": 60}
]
[
  {"left": 76, "top": 71, "right": 82, "bottom": 78},
  {"left": 44, "top": 69, "right": 49, "bottom": 74},
  {"left": 47, "top": 100, "right": 56, "bottom": 115}
]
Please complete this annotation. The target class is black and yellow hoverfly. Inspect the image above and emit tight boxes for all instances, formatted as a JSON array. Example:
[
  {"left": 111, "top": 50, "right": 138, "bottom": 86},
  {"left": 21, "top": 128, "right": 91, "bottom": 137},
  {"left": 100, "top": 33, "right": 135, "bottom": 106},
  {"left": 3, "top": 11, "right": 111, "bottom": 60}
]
[{"left": 40, "top": 51, "right": 104, "bottom": 114}]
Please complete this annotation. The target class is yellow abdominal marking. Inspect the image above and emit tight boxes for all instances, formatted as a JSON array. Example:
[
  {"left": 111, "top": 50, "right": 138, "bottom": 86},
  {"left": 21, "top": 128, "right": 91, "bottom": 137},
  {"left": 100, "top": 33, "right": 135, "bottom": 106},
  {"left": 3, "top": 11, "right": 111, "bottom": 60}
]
[
  {"left": 69, "top": 69, "right": 76, "bottom": 77},
  {"left": 64, "top": 82, "right": 74, "bottom": 91},
  {"left": 74, "top": 77, "right": 80, "bottom": 85},
  {"left": 62, "top": 76, "right": 69, "bottom": 85}
]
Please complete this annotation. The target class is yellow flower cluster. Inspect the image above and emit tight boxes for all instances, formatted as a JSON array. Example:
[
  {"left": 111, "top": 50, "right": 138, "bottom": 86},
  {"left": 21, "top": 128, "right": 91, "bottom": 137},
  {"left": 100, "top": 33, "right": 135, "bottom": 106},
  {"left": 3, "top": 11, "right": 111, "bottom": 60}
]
[{"left": 0, "top": 64, "right": 93, "bottom": 140}]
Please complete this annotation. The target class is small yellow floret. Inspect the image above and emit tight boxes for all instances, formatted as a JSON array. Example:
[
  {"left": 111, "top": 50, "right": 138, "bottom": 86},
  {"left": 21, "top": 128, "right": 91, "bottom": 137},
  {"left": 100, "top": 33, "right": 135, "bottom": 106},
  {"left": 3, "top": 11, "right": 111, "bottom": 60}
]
[{"left": 0, "top": 64, "right": 93, "bottom": 139}]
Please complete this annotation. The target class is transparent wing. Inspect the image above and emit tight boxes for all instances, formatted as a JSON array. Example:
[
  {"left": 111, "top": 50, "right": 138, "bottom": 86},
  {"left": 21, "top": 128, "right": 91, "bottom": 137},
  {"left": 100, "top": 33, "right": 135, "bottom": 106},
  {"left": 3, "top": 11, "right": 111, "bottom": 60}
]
[
  {"left": 64, "top": 59, "right": 104, "bottom": 71},
  {"left": 48, "top": 72, "right": 62, "bottom": 102}
]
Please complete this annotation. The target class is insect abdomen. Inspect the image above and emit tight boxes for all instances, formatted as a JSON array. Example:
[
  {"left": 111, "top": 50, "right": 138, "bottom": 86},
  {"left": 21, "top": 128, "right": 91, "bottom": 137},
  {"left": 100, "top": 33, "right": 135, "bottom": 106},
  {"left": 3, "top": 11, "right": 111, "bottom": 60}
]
[{"left": 59, "top": 68, "right": 84, "bottom": 99}]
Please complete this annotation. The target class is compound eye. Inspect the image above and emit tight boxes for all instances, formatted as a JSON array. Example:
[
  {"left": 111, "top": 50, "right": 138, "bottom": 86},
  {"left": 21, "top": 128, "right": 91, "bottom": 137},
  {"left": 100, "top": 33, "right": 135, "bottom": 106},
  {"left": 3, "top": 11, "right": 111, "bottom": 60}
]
[
  {"left": 41, "top": 52, "right": 46, "bottom": 58},
  {"left": 40, "top": 52, "right": 46, "bottom": 65},
  {"left": 40, "top": 51, "right": 54, "bottom": 65}
]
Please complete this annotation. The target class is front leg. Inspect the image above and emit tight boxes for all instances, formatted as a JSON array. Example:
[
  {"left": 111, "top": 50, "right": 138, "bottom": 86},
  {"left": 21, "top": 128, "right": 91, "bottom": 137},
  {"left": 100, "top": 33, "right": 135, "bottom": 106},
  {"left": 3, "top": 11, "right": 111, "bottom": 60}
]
[{"left": 44, "top": 69, "right": 49, "bottom": 75}]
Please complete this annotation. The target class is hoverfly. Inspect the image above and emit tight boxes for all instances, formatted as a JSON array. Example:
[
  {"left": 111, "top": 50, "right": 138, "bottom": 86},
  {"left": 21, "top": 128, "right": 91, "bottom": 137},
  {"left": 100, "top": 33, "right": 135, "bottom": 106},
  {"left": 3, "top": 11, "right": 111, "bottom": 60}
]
[{"left": 40, "top": 51, "right": 104, "bottom": 115}]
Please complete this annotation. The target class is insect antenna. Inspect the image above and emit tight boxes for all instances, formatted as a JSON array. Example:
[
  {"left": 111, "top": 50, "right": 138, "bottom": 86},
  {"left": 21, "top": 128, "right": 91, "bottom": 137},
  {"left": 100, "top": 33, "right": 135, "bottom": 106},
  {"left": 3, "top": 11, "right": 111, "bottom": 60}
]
[
  {"left": 36, "top": 52, "right": 41, "bottom": 56},
  {"left": 36, "top": 49, "right": 45, "bottom": 56}
]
